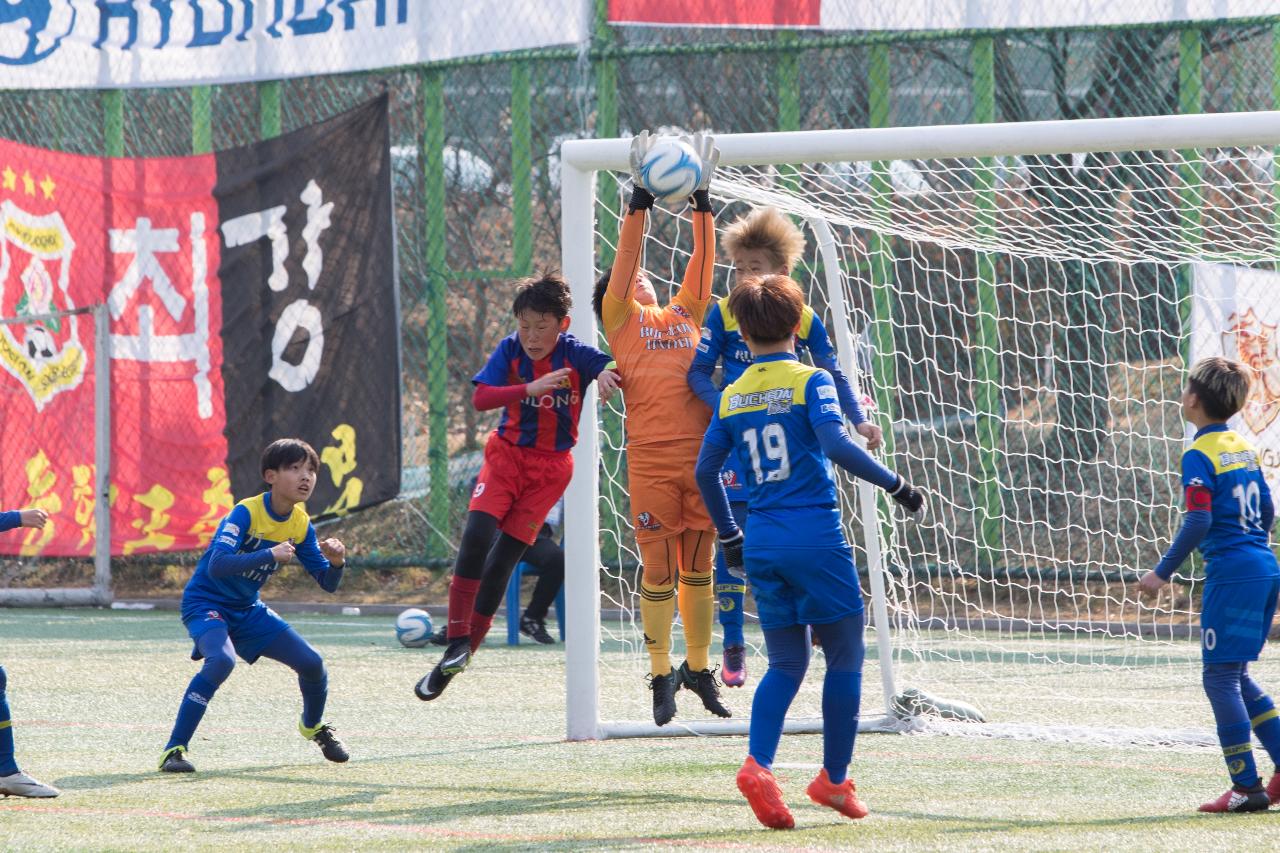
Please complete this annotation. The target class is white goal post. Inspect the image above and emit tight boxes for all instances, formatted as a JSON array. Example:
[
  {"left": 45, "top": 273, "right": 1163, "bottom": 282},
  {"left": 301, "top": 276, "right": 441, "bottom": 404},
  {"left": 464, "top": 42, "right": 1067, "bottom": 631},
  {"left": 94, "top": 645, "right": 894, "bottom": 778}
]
[
  {"left": 560, "top": 110, "right": 1280, "bottom": 743},
  {"left": 0, "top": 304, "right": 112, "bottom": 607}
]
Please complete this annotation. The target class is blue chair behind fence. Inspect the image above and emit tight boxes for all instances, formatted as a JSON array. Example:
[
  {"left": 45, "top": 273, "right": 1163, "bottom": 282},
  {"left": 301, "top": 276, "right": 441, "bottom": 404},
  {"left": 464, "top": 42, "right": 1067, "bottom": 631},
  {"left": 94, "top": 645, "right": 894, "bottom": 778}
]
[{"left": 505, "top": 560, "right": 566, "bottom": 645}]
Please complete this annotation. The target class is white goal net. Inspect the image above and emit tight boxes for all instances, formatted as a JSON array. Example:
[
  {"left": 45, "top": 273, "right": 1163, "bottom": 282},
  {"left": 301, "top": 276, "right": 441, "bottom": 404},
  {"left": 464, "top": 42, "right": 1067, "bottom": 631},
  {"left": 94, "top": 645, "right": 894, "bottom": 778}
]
[{"left": 560, "top": 112, "right": 1280, "bottom": 746}]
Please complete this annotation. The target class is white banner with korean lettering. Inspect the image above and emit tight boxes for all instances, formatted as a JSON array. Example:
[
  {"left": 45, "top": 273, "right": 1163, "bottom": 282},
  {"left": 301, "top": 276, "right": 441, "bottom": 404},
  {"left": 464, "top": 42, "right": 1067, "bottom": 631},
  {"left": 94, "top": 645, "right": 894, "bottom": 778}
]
[
  {"left": 0, "top": 0, "right": 589, "bottom": 90},
  {"left": 1192, "top": 262, "right": 1280, "bottom": 490}
]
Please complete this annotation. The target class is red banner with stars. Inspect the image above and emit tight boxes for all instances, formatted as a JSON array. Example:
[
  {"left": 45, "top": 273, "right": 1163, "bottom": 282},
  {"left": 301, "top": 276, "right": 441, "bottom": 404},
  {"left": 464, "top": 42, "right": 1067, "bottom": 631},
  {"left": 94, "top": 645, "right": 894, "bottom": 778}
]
[{"left": 0, "top": 98, "right": 399, "bottom": 558}]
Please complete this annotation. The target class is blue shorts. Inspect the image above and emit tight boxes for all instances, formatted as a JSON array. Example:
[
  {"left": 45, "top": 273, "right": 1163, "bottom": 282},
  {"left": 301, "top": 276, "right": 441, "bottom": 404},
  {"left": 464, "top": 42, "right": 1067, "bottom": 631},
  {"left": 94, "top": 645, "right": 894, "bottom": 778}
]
[
  {"left": 182, "top": 599, "right": 291, "bottom": 665},
  {"left": 1201, "top": 578, "right": 1280, "bottom": 663},
  {"left": 744, "top": 544, "right": 864, "bottom": 631}
]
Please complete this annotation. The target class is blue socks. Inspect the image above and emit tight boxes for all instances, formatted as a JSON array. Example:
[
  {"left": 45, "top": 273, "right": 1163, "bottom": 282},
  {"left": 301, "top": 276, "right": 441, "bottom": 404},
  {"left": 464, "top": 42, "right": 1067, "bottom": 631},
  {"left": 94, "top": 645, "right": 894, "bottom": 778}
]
[
  {"left": 715, "top": 558, "right": 746, "bottom": 647},
  {"left": 1241, "top": 669, "right": 1280, "bottom": 770},
  {"left": 165, "top": 630, "right": 236, "bottom": 750},
  {"left": 260, "top": 628, "right": 328, "bottom": 730},
  {"left": 715, "top": 502, "right": 748, "bottom": 648},
  {"left": 813, "top": 615, "right": 866, "bottom": 785},
  {"left": 0, "top": 664, "right": 17, "bottom": 776},
  {"left": 1204, "top": 662, "right": 1260, "bottom": 787},
  {"left": 748, "top": 625, "right": 808, "bottom": 768},
  {"left": 165, "top": 673, "right": 220, "bottom": 751}
]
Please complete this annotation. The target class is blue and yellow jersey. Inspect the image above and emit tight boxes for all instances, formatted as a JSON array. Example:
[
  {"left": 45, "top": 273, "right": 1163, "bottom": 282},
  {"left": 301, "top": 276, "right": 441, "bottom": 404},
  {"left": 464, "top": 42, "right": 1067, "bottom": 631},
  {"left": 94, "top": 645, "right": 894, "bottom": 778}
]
[
  {"left": 183, "top": 491, "right": 332, "bottom": 610},
  {"left": 692, "top": 299, "right": 865, "bottom": 424},
  {"left": 702, "top": 352, "right": 847, "bottom": 547},
  {"left": 1182, "top": 424, "right": 1279, "bottom": 582}
]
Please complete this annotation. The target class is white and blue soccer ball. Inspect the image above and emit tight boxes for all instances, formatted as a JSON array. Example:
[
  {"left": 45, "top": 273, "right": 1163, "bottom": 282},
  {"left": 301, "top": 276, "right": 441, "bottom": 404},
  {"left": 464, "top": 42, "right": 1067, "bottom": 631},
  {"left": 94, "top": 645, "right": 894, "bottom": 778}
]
[
  {"left": 395, "top": 608, "right": 434, "bottom": 648},
  {"left": 640, "top": 138, "right": 703, "bottom": 204}
]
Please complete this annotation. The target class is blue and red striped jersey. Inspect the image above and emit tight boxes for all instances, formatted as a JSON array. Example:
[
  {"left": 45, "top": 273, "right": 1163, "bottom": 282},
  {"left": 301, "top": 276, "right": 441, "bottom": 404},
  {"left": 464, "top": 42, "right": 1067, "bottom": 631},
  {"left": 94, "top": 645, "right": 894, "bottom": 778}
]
[{"left": 472, "top": 332, "right": 612, "bottom": 452}]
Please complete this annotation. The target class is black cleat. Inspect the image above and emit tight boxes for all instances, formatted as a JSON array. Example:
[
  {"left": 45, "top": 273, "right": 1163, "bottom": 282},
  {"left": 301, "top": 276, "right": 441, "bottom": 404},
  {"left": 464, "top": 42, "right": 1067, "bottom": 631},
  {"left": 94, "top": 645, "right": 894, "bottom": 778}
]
[
  {"left": 648, "top": 668, "right": 678, "bottom": 726},
  {"left": 428, "top": 626, "right": 448, "bottom": 646},
  {"left": 159, "top": 746, "right": 195, "bottom": 773},
  {"left": 520, "top": 615, "right": 556, "bottom": 645},
  {"left": 415, "top": 637, "right": 471, "bottom": 701},
  {"left": 439, "top": 636, "right": 472, "bottom": 675},
  {"left": 415, "top": 663, "right": 454, "bottom": 701},
  {"left": 677, "top": 660, "right": 732, "bottom": 718},
  {"left": 303, "top": 722, "right": 350, "bottom": 763}
]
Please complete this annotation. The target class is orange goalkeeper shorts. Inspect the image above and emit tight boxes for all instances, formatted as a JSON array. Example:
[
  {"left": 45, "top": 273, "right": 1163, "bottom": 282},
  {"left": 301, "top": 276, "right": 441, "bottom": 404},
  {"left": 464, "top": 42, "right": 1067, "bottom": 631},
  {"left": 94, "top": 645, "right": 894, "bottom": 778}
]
[{"left": 626, "top": 438, "right": 712, "bottom": 543}]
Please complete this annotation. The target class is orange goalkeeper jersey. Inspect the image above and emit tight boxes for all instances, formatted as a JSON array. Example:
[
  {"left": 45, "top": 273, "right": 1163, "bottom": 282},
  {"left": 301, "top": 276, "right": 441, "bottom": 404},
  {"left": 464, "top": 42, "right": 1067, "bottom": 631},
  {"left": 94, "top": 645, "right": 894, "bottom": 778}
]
[{"left": 601, "top": 205, "right": 715, "bottom": 447}]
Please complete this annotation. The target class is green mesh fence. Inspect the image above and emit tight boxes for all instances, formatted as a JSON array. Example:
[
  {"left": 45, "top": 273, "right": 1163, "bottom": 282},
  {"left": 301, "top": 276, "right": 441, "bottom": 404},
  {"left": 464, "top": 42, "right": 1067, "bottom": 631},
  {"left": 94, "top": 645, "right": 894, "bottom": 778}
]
[{"left": 2, "top": 14, "right": 1279, "bottom": 570}]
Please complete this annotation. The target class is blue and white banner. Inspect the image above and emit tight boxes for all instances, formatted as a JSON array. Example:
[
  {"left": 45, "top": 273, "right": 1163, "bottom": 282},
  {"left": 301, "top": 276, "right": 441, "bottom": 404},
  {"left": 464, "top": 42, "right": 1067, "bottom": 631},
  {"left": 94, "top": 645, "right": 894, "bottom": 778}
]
[{"left": 0, "top": 0, "right": 589, "bottom": 90}]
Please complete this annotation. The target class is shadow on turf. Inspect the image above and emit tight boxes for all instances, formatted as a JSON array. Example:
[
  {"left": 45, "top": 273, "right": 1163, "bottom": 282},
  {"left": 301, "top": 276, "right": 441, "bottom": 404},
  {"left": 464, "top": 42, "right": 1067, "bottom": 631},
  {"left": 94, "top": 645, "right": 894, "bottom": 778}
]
[{"left": 52, "top": 764, "right": 745, "bottom": 830}]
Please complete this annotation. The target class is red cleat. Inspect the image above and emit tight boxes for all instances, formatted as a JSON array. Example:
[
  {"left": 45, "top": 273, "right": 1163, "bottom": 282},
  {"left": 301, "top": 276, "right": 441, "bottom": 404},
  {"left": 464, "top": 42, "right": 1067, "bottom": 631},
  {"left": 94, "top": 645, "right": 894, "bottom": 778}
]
[
  {"left": 736, "top": 756, "right": 794, "bottom": 829},
  {"left": 806, "top": 768, "right": 869, "bottom": 820},
  {"left": 1267, "top": 773, "right": 1280, "bottom": 806},
  {"left": 1197, "top": 784, "right": 1270, "bottom": 813}
]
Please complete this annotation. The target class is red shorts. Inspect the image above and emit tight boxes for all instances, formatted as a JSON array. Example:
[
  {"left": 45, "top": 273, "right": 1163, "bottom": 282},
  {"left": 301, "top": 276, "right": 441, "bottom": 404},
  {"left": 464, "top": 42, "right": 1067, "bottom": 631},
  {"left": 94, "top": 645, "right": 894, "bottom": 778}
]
[{"left": 470, "top": 433, "right": 574, "bottom": 546}]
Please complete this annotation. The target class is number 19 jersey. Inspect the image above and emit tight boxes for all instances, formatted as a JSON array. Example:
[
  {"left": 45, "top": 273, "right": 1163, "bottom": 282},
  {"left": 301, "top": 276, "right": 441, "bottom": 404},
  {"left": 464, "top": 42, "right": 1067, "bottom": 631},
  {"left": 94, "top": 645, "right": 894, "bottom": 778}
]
[{"left": 701, "top": 352, "right": 846, "bottom": 547}]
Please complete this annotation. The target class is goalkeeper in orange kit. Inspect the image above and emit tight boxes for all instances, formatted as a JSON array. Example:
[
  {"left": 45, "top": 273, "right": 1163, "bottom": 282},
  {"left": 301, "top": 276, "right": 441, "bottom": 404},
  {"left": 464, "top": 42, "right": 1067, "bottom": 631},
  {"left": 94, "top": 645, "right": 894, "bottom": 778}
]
[{"left": 592, "top": 131, "right": 729, "bottom": 725}]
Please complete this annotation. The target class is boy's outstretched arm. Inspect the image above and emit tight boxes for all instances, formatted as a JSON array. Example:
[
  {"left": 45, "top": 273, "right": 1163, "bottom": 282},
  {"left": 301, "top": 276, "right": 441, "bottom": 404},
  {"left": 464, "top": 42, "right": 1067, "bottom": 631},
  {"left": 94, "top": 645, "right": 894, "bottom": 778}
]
[
  {"left": 813, "top": 420, "right": 924, "bottom": 514},
  {"left": 0, "top": 508, "right": 48, "bottom": 532},
  {"left": 805, "top": 313, "right": 884, "bottom": 451}
]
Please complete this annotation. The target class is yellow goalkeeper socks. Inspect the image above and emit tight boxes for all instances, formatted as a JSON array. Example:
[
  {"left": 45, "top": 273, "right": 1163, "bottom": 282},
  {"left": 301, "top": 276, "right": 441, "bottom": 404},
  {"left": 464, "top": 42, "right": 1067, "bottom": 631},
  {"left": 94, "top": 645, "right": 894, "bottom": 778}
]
[
  {"left": 678, "top": 570, "right": 715, "bottom": 672},
  {"left": 678, "top": 529, "right": 716, "bottom": 672},
  {"left": 640, "top": 581, "right": 676, "bottom": 677}
]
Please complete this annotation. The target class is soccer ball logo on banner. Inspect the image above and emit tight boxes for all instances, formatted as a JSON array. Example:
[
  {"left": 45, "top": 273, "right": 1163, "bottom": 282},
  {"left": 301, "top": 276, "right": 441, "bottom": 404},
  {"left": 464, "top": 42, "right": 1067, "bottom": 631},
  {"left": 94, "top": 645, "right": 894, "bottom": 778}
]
[
  {"left": 1222, "top": 307, "right": 1280, "bottom": 434},
  {"left": 0, "top": 199, "right": 86, "bottom": 410}
]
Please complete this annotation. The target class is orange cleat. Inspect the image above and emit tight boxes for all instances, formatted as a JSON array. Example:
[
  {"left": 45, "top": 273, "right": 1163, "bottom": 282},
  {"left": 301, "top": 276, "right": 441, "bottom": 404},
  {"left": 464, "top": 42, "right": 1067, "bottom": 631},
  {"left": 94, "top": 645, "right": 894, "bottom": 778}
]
[
  {"left": 806, "top": 768, "right": 869, "bottom": 820},
  {"left": 736, "top": 756, "right": 794, "bottom": 829},
  {"left": 1267, "top": 773, "right": 1280, "bottom": 807},
  {"left": 1197, "top": 784, "right": 1270, "bottom": 813}
]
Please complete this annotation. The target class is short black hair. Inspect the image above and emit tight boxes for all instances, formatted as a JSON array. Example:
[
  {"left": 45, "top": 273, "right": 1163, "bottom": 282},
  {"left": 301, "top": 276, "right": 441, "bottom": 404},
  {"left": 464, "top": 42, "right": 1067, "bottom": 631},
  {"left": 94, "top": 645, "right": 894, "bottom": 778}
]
[
  {"left": 261, "top": 438, "right": 320, "bottom": 476},
  {"left": 728, "top": 275, "right": 804, "bottom": 344},
  {"left": 512, "top": 271, "right": 572, "bottom": 319},
  {"left": 1188, "top": 357, "right": 1251, "bottom": 421},
  {"left": 592, "top": 270, "right": 610, "bottom": 322}
]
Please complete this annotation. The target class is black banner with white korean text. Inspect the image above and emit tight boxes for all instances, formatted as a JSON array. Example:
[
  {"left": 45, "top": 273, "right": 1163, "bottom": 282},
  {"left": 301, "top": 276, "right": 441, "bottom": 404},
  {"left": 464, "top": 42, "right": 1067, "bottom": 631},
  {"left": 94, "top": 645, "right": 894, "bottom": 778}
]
[{"left": 215, "top": 95, "right": 400, "bottom": 519}]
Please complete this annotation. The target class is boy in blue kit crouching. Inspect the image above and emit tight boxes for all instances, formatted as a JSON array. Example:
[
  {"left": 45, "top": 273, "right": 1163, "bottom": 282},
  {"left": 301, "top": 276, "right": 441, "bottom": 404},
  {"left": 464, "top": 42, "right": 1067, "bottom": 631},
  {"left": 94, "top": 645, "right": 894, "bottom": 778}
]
[{"left": 159, "top": 438, "right": 349, "bottom": 773}]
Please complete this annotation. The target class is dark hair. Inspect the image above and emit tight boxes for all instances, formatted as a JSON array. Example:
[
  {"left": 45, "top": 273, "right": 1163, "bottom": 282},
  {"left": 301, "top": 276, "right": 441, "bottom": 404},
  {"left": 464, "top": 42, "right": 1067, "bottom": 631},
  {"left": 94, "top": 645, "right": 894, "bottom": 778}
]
[
  {"left": 727, "top": 275, "right": 804, "bottom": 344},
  {"left": 592, "top": 270, "right": 610, "bottom": 322},
  {"left": 261, "top": 438, "right": 320, "bottom": 476},
  {"left": 512, "top": 271, "right": 573, "bottom": 320},
  {"left": 1188, "top": 356, "right": 1252, "bottom": 421}
]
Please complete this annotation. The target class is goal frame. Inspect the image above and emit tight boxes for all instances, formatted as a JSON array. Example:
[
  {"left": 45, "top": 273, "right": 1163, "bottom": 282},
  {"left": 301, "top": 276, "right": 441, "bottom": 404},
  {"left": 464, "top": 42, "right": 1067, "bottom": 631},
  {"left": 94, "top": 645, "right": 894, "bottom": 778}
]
[
  {"left": 559, "top": 110, "right": 1280, "bottom": 741},
  {"left": 0, "top": 303, "right": 112, "bottom": 607}
]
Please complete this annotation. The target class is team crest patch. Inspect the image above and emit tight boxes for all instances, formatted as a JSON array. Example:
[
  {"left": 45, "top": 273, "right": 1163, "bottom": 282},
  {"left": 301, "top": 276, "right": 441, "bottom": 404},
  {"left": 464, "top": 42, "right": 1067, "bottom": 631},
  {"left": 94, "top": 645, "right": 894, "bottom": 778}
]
[
  {"left": 720, "top": 469, "right": 740, "bottom": 488},
  {"left": 206, "top": 610, "right": 223, "bottom": 621},
  {"left": 670, "top": 303, "right": 691, "bottom": 319},
  {"left": 1223, "top": 307, "right": 1280, "bottom": 433},
  {"left": 0, "top": 202, "right": 86, "bottom": 410},
  {"left": 636, "top": 512, "right": 662, "bottom": 531}
]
